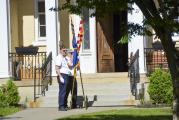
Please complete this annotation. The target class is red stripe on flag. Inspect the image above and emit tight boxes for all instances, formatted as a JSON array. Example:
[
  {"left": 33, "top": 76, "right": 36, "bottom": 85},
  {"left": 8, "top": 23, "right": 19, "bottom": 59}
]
[
  {"left": 80, "top": 20, "right": 84, "bottom": 24},
  {"left": 79, "top": 27, "right": 83, "bottom": 31}
]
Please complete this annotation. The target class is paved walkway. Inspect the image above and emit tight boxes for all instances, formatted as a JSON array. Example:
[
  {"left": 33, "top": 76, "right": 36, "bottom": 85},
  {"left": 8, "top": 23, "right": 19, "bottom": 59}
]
[{"left": 1, "top": 106, "right": 131, "bottom": 120}]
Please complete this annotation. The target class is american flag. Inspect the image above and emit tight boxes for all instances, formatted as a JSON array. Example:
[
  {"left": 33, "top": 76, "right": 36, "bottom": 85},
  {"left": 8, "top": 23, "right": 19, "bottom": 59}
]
[
  {"left": 71, "top": 18, "right": 84, "bottom": 67},
  {"left": 71, "top": 19, "right": 79, "bottom": 67},
  {"left": 77, "top": 20, "right": 84, "bottom": 51}
]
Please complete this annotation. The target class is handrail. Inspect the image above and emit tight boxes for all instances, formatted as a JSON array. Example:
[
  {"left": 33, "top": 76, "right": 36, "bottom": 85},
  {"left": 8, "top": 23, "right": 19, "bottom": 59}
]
[
  {"left": 34, "top": 52, "right": 52, "bottom": 102},
  {"left": 128, "top": 49, "right": 140, "bottom": 99},
  {"left": 41, "top": 52, "right": 52, "bottom": 96}
]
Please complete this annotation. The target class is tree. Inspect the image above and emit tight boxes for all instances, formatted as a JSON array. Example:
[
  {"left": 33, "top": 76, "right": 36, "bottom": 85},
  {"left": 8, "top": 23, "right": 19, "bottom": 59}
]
[{"left": 61, "top": 0, "right": 179, "bottom": 119}]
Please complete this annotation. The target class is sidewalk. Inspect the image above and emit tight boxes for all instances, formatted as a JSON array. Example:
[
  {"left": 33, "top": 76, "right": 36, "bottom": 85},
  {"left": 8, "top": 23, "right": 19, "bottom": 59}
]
[{"left": 1, "top": 106, "right": 131, "bottom": 120}]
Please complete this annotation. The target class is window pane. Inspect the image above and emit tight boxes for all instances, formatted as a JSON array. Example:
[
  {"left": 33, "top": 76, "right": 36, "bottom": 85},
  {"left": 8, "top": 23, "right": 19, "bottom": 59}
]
[
  {"left": 82, "top": 8, "right": 90, "bottom": 50},
  {"left": 38, "top": 1, "right": 45, "bottom": 12},
  {"left": 84, "top": 22, "right": 90, "bottom": 49},
  {"left": 40, "top": 26, "right": 46, "bottom": 37},
  {"left": 39, "top": 14, "right": 46, "bottom": 25}
]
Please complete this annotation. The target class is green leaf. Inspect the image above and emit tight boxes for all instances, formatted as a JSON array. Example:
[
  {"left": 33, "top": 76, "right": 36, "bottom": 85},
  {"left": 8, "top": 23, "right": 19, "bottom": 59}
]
[{"left": 118, "top": 35, "right": 131, "bottom": 44}]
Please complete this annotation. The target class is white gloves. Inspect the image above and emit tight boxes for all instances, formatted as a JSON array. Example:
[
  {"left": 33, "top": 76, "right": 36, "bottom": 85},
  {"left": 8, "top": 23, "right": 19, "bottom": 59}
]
[{"left": 60, "top": 76, "right": 64, "bottom": 83}]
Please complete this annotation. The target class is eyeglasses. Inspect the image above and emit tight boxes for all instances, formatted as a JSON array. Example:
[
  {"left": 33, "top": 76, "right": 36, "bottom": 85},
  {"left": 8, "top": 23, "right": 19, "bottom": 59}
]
[{"left": 62, "top": 49, "right": 67, "bottom": 52}]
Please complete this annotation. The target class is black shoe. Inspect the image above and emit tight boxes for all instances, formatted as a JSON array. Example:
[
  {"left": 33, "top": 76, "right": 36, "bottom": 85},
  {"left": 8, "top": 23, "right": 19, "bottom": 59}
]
[
  {"left": 65, "top": 106, "right": 70, "bottom": 110},
  {"left": 58, "top": 107, "right": 67, "bottom": 111}
]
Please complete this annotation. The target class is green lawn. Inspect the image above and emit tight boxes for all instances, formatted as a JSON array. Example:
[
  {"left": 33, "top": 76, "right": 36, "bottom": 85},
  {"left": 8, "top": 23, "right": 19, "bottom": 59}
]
[
  {"left": 57, "top": 108, "right": 172, "bottom": 120},
  {"left": 0, "top": 107, "right": 20, "bottom": 117}
]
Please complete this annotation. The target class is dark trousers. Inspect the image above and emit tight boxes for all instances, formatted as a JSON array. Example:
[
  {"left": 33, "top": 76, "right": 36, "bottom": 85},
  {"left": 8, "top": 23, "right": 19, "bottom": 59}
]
[
  {"left": 58, "top": 73, "right": 69, "bottom": 108},
  {"left": 66, "top": 76, "right": 77, "bottom": 107}
]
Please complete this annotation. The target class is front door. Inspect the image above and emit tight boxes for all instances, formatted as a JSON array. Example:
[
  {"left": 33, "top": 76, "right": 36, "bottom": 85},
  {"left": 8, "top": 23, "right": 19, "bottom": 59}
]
[
  {"left": 97, "top": 12, "right": 128, "bottom": 73},
  {"left": 97, "top": 14, "right": 115, "bottom": 72}
]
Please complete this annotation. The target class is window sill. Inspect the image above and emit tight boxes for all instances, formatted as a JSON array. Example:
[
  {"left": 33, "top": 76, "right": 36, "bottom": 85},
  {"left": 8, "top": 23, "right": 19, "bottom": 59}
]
[
  {"left": 32, "top": 40, "right": 46, "bottom": 46},
  {"left": 79, "top": 52, "right": 92, "bottom": 56}
]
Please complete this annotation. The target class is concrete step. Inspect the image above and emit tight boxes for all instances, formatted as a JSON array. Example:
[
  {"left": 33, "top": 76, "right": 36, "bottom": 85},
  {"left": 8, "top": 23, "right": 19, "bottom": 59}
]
[
  {"left": 46, "top": 83, "right": 131, "bottom": 91},
  {"left": 52, "top": 72, "right": 130, "bottom": 85},
  {"left": 38, "top": 72, "right": 136, "bottom": 108}
]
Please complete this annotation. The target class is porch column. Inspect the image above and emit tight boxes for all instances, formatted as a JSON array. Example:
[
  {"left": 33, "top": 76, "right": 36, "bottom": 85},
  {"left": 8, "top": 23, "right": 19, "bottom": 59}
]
[
  {"left": 0, "top": 0, "right": 10, "bottom": 78},
  {"left": 128, "top": 4, "right": 145, "bottom": 74},
  {"left": 45, "top": 0, "right": 59, "bottom": 76},
  {"left": 89, "top": 15, "right": 97, "bottom": 73}
]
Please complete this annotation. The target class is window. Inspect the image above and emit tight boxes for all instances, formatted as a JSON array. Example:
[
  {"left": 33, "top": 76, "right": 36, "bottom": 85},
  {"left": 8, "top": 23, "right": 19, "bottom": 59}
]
[
  {"left": 33, "top": 0, "right": 46, "bottom": 46},
  {"left": 82, "top": 8, "right": 90, "bottom": 50},
  {"left": 37, "top": 1, "right": 46, "bottom": 38},
  {"left": 35, "top": 0, "right": 46, "bottom": 41}
]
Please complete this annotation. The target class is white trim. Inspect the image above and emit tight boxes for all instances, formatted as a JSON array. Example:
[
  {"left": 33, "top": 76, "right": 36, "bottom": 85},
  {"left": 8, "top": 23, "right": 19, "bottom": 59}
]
[
  {"left": 7, "top": 0, "right": 11, "bottom": 52},
  {"left": 32, "top": 40, "right": 47, "bottom": 46},
  {"left": 78, "top": 10, "right": 97, "bottom": 73},
  {"left": 128, "top": 4, "right": 146, "bottom": 74},
  {"left": 45, "top": 0, "right": 59, "bottom": 76},
  {"left": 0, "top": 0, "right": 10, "bottom": 78},
  {"left": 7, "top": 0, "right": 11, "bottom": 76}
]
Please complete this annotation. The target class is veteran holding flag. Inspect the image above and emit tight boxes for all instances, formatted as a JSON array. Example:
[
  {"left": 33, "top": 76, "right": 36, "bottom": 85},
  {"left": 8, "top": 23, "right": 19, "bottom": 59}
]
[{"left": 55, "top": 43, "right": 70, "bottom": 111}]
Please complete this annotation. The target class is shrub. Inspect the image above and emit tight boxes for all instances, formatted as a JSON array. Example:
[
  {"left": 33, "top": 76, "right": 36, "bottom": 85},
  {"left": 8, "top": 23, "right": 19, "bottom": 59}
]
[
  {"left": 0, "top": 85, "right": 8, "bottom": 107},
  {"left": 148, "top": 69, "right": 173, "bottom": 105},
  {"left": 0, "top": 80, "right": 20, "bottom": 107},
  {"left": 6, "top": 80, "right": 20, "bottom": 106}
]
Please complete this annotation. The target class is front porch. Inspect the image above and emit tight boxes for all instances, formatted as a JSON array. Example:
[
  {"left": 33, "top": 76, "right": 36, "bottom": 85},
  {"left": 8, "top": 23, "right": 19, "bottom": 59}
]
[
  {"left": 8, "top": 47, "right": 53, "bottom": 102},
  {"left": 0, "top": 0, "right": 61, "bottom": 79}
]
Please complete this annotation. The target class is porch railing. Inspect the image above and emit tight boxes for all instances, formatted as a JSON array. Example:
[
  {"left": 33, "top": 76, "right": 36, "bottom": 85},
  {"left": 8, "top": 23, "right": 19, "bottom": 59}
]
[
  {"left": 144, "top": 48, "right": 168, "bottom": 75},
  {"left": 9, "top": 51, "right": 52, "bottom": 101},
  {"left": 9, "top": 52, "right": 46, "bottom": 80},
  {"left": 129, "top": 49, "right": 140, "bottom": 99}
]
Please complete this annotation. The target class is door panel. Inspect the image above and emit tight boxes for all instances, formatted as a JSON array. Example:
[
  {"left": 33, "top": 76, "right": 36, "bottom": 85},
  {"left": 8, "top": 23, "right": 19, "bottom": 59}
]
[{"left": 97, "top": 15, "right": 114, "bottom": 72}]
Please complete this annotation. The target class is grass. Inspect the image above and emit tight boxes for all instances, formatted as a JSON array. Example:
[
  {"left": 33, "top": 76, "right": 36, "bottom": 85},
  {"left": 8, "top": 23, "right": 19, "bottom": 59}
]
[
  {"left": 0, "top": 107, "right": 20, "bottom": 117},
  {"left": 57, "top": 107, "right": 172, "bottom": 120}
]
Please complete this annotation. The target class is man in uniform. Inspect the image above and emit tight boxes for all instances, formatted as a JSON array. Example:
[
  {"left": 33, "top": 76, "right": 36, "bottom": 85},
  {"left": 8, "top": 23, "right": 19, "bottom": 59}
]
[{"left": 55, "top": 44, "right": 70, "bottom": 111}]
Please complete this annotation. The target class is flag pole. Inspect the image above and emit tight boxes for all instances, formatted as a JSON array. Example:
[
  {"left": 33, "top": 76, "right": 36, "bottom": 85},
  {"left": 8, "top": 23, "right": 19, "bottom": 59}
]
[
  {"left": 78, "top": 66, "right": 88, "bottom": 109},
  {"left": 70, "top": 64, "right": 88, "bottom": 109},
  {"left": 70, "top": 66, "right": 77, "bottom": 109}
]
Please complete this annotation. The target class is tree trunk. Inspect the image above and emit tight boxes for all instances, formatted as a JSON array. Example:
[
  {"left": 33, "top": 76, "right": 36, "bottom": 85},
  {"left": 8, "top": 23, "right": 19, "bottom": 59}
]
[
  {"left": 157, "top": 29, "right": 179, "bottom": 120},
  {"left": 133, "top": 1, "right": 179, "bottom": 119}
]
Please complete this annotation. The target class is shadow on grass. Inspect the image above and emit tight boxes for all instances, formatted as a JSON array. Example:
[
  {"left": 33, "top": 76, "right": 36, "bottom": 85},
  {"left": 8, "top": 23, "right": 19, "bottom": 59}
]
[{"left": 57, "top": 114, "right": 172, "bottom": 120}]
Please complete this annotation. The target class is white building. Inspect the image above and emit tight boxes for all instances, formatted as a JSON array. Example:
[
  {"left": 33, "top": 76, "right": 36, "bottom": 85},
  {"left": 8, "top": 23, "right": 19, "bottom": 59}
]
[{"left": 1, "top": 0, "right": 167, "bottom": 79}]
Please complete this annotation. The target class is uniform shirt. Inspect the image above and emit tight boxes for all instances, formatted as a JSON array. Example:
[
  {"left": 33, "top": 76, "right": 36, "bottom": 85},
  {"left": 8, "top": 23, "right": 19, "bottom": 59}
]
[{"left": 55, "top": 54, "right": 70, "bottom": 75}]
